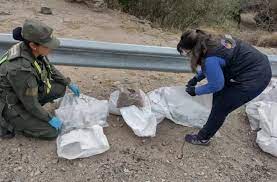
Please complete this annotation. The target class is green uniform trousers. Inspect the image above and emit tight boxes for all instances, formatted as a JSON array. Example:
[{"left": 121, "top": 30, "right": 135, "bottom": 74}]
[{"left": 2, "top": 81, "right": 66, "bottom": 140}]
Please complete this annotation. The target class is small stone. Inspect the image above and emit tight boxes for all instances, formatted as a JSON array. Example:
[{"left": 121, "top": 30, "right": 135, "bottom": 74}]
[
  {"left": 0, "top": 11, "right": 11, "bottom": 15},
  {"left": 177, "top": 154, "right": 183, "bottom": 159},
  {"left": 113, "top": 81, "right": 121, "bottom": 86},
  {"left": 78, "top": 163, "right": 83, "bottom": 168},
  {"left": 61, "top": 168, "right": 66, "bottom": 172},
  {"left": 40, "top": 7, "right": 53, "bottom": 15},
  {"left": 17, "top": 166, "right": 23, "bottom": 171},
  {"left": 161, "top": 141, "right": 168, "bottom": 146},
  {"left": 52, "top": 159, "right": 58, "bottom": 164},
  {"left": 93, "top": 76, "right": 99, "bottom": 80},
  {"left": 123, "top": 168, "right": 130, "bottom": 173},
  {"left": 197, "top": 172, "right": 205, "bottom": 176},
  {"left": 34, "top": 170, "right": 41, "bottom": 176},
  {"left": 30, "top": 171, "right": 34, "bottom": 177}
]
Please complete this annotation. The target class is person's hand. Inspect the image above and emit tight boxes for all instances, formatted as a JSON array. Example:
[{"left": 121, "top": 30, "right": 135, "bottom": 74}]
[
  {"left": 186, "top": 86, "right": 196, "bottom": 96},
  {"left": 187, "top": 77, "right": 198, "bottom": 87},
  {"left": 48, "top": 117, "right": 62, "bottom": 130},
  {"left": 68, "top": 83, "right": 80, "bottom": 97}
]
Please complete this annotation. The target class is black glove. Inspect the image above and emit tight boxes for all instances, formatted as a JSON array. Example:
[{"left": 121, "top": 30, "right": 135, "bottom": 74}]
[
  {"left": 186, "top": 86, "right": 196, "bottom": 96},
  {"left": 187, "top": 77, "right": 198, "bottom": 87}
]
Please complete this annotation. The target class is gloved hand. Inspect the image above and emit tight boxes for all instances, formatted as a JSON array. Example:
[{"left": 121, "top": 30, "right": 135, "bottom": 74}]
[
  {"left": 48, "top": 117, "right": 62, "bottom": 130},
  {"left": 68, "top": 83, "right": 80, "bottom": 97},
  {"left": 187, "top": 77, "right": 198, "bottom": 87},
  {"left": 186, "top": 86, "right": 196, "bottom": 96}
]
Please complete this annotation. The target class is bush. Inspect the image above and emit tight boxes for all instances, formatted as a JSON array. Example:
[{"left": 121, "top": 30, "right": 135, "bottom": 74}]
[{"left": 105, "top": 0, "right": 240, "bottom": 30}]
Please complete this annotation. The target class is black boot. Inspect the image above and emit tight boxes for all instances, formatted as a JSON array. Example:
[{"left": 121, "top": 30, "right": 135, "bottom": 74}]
[{"left": 0, "top": 127, "right": 15, "bottom": 139}]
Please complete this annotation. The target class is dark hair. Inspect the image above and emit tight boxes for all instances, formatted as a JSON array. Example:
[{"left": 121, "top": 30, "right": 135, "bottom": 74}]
[
  {"left": 12, "top": 27, "right": 24, "bottom": 41},
  {"left": 177, "top": 29, "right": 218, "bottom": 72},
  {"left": 177, "top": 29, "right": 208, "bottom": 53},
  {"left": 12, "top": 27, "right": 39, "bottom": 47}
]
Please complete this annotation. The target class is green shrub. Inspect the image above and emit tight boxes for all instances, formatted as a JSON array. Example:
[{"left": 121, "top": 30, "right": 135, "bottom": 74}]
[{"left": 105, "top": 0, "right": 240, "bottom": 30}]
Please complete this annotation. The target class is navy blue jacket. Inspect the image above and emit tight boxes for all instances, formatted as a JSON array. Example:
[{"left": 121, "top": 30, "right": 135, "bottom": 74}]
[{"left": 194, "top": 37, "right": 272, "bottom": 96}]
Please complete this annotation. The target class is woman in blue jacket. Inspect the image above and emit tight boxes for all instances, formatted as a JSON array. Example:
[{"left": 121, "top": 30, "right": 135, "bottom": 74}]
[{"left": 177, "top": 29, "right": 272, "bottom": 145}]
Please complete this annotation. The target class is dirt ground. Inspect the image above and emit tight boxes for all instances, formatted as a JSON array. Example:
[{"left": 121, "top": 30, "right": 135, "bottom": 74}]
[{"left": 0, "top": 0, "right": 277, "bottom": 182}]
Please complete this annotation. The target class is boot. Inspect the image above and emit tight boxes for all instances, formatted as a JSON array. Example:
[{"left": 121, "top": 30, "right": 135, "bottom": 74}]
[{"left": 0, "top": 127, "right": 15, "bottom": 139}]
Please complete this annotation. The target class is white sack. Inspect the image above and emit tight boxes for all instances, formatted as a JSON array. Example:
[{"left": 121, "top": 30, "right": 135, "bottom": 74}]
[
  {"left": 109, "top": 90, "right": 157, "bottom": 137},
  {"left": 55, "top": 94, "right": 110, "bottom": 159},
  {"left": 246, "top": 78, "right": 277, "bottom": 157},
  {"left": 108, "top": 90, "right": 121, "bottom": 115},
  {"left": 120, "top": 90, "right": 157, "bottom": 137},
  {"left": 256, "top": 102, "right": 277, "bottom": 157},
  {"left": 246, "top": 79, "right": 277, "bottom": 130},
  {"left": 148, "top": 86, "right": 212, "bottom": 128},
  {"left": 56, "top": 125, "right": 110, "bottom": 160}
]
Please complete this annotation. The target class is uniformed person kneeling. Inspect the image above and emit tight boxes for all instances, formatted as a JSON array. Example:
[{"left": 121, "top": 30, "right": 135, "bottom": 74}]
[{"left": 0, "top": 19, "right": 81, "bottom": 140}]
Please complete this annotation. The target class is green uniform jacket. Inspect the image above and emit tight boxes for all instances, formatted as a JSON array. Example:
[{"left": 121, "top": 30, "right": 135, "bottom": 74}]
[{"left": 0, "top": 42, "right": 70, "bottom": 122}]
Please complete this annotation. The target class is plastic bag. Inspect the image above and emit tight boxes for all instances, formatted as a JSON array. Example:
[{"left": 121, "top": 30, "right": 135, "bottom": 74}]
[
  {"left": 246, "top": 78, "right": 277, "bottom": 157},
  {"left": 256, "top": 102, "right": 277, "bottom": 157},
  {"left": 56, "top": 125, "right": 110, "bottom": 160},
  {"left": 148, "top": 86, "right": 212, "bottom": 128},
  {"left": 55, "top": 94, "right": 110, "bottom": 159},
  {"left": 108, "top": 90, "right": 121, "bottom": 115},
  {"left": 56, "top": 94, "right": 109, "bottom": 131},
  {"left": 120, "top": 90, "right": 157, "bottom": 137},
  {"left": 109, "top": 90, "right": 157, "bottom": 137}
]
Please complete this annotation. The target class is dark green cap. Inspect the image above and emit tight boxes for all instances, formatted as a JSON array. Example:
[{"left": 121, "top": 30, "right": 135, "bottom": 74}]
[{"left": 22, "top": 19, "right": 60, "bottom": 49}]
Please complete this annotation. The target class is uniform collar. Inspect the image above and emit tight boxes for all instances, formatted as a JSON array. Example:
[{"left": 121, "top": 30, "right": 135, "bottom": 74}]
[{"left": 20, "top": 42, "right": 39, "bottom": 64}]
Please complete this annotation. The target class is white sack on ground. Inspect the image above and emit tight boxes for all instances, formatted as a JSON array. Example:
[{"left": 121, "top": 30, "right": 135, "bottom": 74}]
[
  {"left": 120, "top": 90, "right": 157, "bottom": 137},
  {"left": 246, "top": 78, "right": 277, "bottom": 157},
  {"left": 256, "top": 102, "right": 277, "bottom": 157},
  {"left": 109, "top": 90, "right": 157, "bottom": 137},
  {"left": 56, "top": 94, "right": 109, "bottom": 129},
  {"left": 56, "top": 125, "right": 110, "bottom": 160},
  {"left": 246, "top": 79, "right": 277, "bottom": 130},
  {"left": 148, "top": 86, "right": 212, "bottom": 128},
  {"left": 55, "top": 94, "right": 110, "bottom": 159},
  {"left": 108, "top": 86, "right": 212, "bottom": 137},
  {"left": 109, "top": 90, "right": 121, "bottom": 115}
]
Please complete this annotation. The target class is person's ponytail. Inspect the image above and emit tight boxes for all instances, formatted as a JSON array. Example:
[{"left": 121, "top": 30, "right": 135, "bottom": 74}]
[{"left": 12, "top": 27, "right": 24, "bottom": 41}]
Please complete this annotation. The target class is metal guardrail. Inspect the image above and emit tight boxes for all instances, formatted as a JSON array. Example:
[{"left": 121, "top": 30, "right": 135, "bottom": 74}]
[{"left": 0, "top": 33, "right": 277, "bottom": 75}]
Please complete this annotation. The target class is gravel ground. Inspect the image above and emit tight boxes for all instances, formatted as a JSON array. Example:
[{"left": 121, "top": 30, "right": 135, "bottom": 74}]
[{"left": 0, "top": 0, "right": 277, "bottom": 182}]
